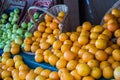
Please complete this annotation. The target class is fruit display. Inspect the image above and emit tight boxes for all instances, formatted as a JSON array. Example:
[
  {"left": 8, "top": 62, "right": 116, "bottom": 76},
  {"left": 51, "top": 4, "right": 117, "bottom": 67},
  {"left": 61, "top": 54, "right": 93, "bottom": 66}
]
[{"left": 0, "top": 2, "right": 120, "bottom": 80}]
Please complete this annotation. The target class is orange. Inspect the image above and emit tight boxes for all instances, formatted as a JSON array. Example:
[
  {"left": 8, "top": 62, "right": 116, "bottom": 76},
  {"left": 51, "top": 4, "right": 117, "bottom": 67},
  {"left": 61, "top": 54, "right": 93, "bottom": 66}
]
[
  {"left": 1, "top": 57, "right": 9, "bottom": 65},
  {"left": 49, "top": 22, "right": 58, "bottom": 30},
  {"left": 33, "top": 31, "right": 42, "bottom": 38},
  {"left": 53, "top": 49, "right": 63, "bottom": 58},
  {"left": 19, "top": 64, "right": 29, "bottom": 71},
  {"left": 43, "top": 50, "right": 52, "bottom": 56},
  {"left": 90, "top": 67, "right": 102, "bottom": 79},
  {"left": 35, "top": 49, "right": 44, "bottom": 55},
  {"left": 40, "top": 42, "right": 50, "bottom": 50},
  {"left": 32, "top": 36, "right": 37, "bottom": 41},
  {"left": 11, "top": 69, "right": 19, "bottom": 78},
  {"left": 40, "top": 69, "right": 51, "bottom": 78},
  {"left": 114, "top": 29, "right": 120, "bottom": 38},
  {"left": 76, "top": 26, "right": 82, "bottom": 32},
  {"left": 3, "top": 77, "right": 12, "bottom": 80},
  {"left": 107, "top": 18, "right": 117, "bottom": 25},
  {"left": 60, "top": 72, "right": 74, "bottom": 80},
  {"left": 117, "top": 37, "right": 120, "bottom": 46},
  {"left": 1, "top": 70, "right": 11, "bottom": 79},
  {"left": 82, "top": 76, "right": 95, "bottom": 80},
  {"left": 100, "top": 61, "right": 111, "bottom": 70},
  {"left": 40, "top": 37, "right": 47, "bottom": 43},
  {"left": 7, "top": 67, "right": 14, "bottom": 72},
  {"left": 63, "top": 40, "right": 73, "bottom": 46},
  {"left": 13, "top": 55, "right": 22, "bottom": 62},
  {"left": 46, "top": 21, "right": 51, "bottom": 27},
  {"left": 111, "top": 44, "right": 119, "bottom": 49},
  {"left": 32, "top": 41, "right": 39, "bottom": 45},
  {"left": 49, "top": 71, "right": 59, "bottom": 80},
  {"left": 107, "top": 23, "right": 119, "bottom": 32},
  {"left": 112, "top": 49, "right": 120, "bottom": 61},
  {"left": 103, "top": 23, "right": 107, "bottom": 29},
  {"left": 6, "top": 59, "right": 14, "bottom": 67},
  {"left": 80, "top": 30, "right": 90, "bottom": 37},
  {"left": 107, "top": 56, "right": 115, "bottom": 64},
  {"left": 111, "top": 8, "right": 120, "bottom": 17},
  {"left": 37, "top": 25, "right": 46, "bottom": 32},
  {"left": 53, "top": 16, "right": 63, "bottom": 23},
  {"left": 35, "top": 54, "right": 44, "bottom": 62},
  {"left": 35, "top": 75, "right": 46, "bottom": 80},
  {"left": 63, "top": 50, "right": 75, "bottom": 61},
  {"left": 112, "top": 61, "right": 120, "bottom": 69},
  {"left": 46, "top": 36, "right": 56, "bottom": 45},
  {"left": 98, "top": 34, "right": 109, "bottom": 41},
  {"left": 58, "top": 11, "right": 65, "bottom": 17},
  {"left": 42, "top": 33, "right": 49, "bottom": 38},
  {"left": 53, "top": 29, "right": 60, "bottom": 35},
  {"left": 88, "top": 46, "right": 98, "bottom": 54},
  {"left": 52, "top": 40, "right": 63, "bottom": 50},
  {"left": 95, "top": 39, "right": 107, "bottom": 49},
  {"left": 85, "top": 44, "right": 94, "bottom": 50},
  {"left": 87, "top": 59, "right": 99, "bottom": 68},
  {"left": 82, "top": 52, "right": 94, "bottom": 62},
  {"left": 2, "top": 52, "right": 11, "bottom": 58},
  {"left": 70, "top": 69, "right": 82, "bottom": 80},
  {"left": 90, "top": 32, "right": 99, "bottom": 40},
  {"left": 61, "top": 44, "right": 71, "bottom": 53},
  {"left": 11, "top": 47, "right": 20, "bottom": 54},
  {"left": 66, "top": 60, "right": 78, "bottom": 70},
  {"left": 59, "top": 33, "right": 69, "bottom": 41},
  {"left": 93, "top": 25, "right": 104, "bottom": 33},
  {"left": 70, "top": 32, "right": 79, "bottom": 41},
  {"left": 105, "top": 47, "right": 113, "bottom": 55},
  {"left": 15, "top": 60, "right": 24, "bottom": 69},
  {"left": 24, "top": 44, "right": 31, "bottom": 52},
  {"left": 76, "top": 63, "right": 91, "bottom": 76},
  {"left": 78, "top": 49, "right": 87, "bottom": 58},
  {"left": 26, "top": 70, "right": 37, "bottom": 80},
  {"left": 34, "top": 67, "right": 43, "bottom": 74},
  {"left": 31, "top": 44, "right": 39, "bottom": 53},
  {"left": 56, "top": 58, "right": 67, "bottom": 69},
  {"left": 2, "top": 65, "right": 8, "bottom": 70},
  {"left": 70, "top": 45, "right": 80, "bottom": 55},
  {"left": 58, "top": 68, "right": 69, "bottom": 77},
  {"left": 103, "top": 13, "right": 114, "bottom": 22},
  {"left": 73, "top": 41, "right": 81, "bottom": 48},
  {"left": 45, "top": 14, "right": 53, "bottom": 22},
  {"left": 19, "top": 70, "right": 28, "bottom": 80},
  {"left": 103, "top": 66, "right": 113, "bottom": 79},
  {"left": 45, "top": 27, "right": 53, "bottom": 34},
  {"left": 48, "top": 54, "right": 58, "bottom": 66},
  {"left": 95, "top": 50, "right": 108, "bottom": 61},
  {"left": 82, "top": 21, "right": 92, "bottom": 31},
  {"left": 78, "top": 36, "right": 89, "bottom": 45},
  {"left": 89, "top": 39, "right": 96, "bottom": 45},
  {"left": 39, "top": 22, "right": 46, "bottom": 26}
]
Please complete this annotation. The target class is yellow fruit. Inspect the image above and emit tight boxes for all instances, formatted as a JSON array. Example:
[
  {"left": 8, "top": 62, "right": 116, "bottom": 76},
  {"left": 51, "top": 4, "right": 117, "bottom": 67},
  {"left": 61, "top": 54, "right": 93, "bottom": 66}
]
[
  {"left": 93, "top": 25, "right": 104, "bottom": 33},
  {"left": 70, "top": 69, "right": 82, "bottom": 80},
  {"left": 60, "top": 72, "right": 74, "bottom": 80},
  {"left": 1, "top": 70, "right": 11, "bottom": 79},
  {"left": 59, "top": 33, "right": 69, "bottom": 41},
  {"left": 40, "top": 69, "right": 51, "bottom": 78},
  {"left": 6, "top": 59, "right": 14, "bottom": 67},
  {"left": 48, "top": 55, "right": 59, "bottom": 66},
  {"left": 64, "top": 50, "right": 75, "bottom": 61},
  {"left": 49, "top": 71, "right": 59, "bottom": 80},
  {"left": 52, "top": 40, "right": 63, "bottom": 50},
  {"left": 34, "top": 67, "right": 43, "bottom": 74},
  {"left": 95, "top": 39, "right": 107, "bottom": 49},
  {"left": 100, "top": 61, "right": 111, "bottom": 70},
  {"left": 66, "top": 60, "right": 78, "bottom": 70},
  {"left": 70, "top": 32, "right": 79, "bottom": 41},
  {"left": 82, "top": 21, "right": 92, "bottom": 31},
  {"left": 35, "top": 54, "right": 44, "bottom": 62},
  {"left": 56, "top": 59, "right": 67, "bottom": 69},
  {"left": 78, "top": 36, "right": 89, "bottom": 45},
  {"left": 91, "top": 67, "right": 102, "bottom": 79},
  {"left": 40, "top": 42, "right": 50, "bottom": 50},
  {"left": 58, "top": 11, "right": 65, "bottom": 17},
  {"left": 103, "top": 66, "right": 113, "bottom": 79},
  {"left": 76, "top": 63, "right": 91, "bottom": 76},
  {"left": 112, "top": 49, "right": 120, "bottom": 61}
]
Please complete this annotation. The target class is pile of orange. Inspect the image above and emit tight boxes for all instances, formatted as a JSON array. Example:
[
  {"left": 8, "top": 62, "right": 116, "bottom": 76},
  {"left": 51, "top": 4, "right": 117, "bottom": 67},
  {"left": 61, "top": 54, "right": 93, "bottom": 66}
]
[{"left": 1, "top": 8, "right": 120, "bottom": 80}]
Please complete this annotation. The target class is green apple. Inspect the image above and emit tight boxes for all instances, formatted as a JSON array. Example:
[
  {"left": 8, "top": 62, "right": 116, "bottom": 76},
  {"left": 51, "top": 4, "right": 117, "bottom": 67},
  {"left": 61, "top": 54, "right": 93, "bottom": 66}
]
[
  {"left": 13, "top": 24, "right": 19, "bottom": 29},
  {"left": 15, "top": 38, "right": 23, "bottom": 45},
  {"left": 21, "top": 43, "right": 25, "bottom": 48},
  {"left": 10, "top": 12, "right": 14, "bottom": 17},
  {"left": 3, "top": 45, "right": 11, "bottom": 52},
  {"left": 0, "top": 42, "right": 5, "bottom": 49},
  {"left": 2, "top": 13, "right": 8, "bottom": 19},
  {"left": 16, "top": 28, "right": 24, "bottom": 35},
  {"left": 21, "top": 22, "right": 27, "bottom": 29},
  {"left": 1, "top": 18, "right": 6, "bottom": 24},
  {"left": 8, "top": 17, "right": 13, "bottom": 22},
  {"left": 12, "top": 28, "right": 17, "bottom": 33},
  {"left": 12, "top": 33, "right": 17, "bottom": 40},
  {"left": 7, "top": 29, "right": 12, "bottom": 34},
  {"left": 6, "top": 23, "right": 12, "bottom": 29},
  {"left": 33, "top": 12, "right": 40, "bottom": 19},
  {"left": 14, "top": 8, "right": 20, "bottom": 14},
  {"left": 24, "top": 31, "right": 33, "bottom": 37}
]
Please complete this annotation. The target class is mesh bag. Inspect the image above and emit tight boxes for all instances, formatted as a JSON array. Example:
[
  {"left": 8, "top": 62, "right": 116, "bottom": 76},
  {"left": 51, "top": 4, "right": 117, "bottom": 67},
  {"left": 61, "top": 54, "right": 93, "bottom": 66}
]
[
  {"left": 28, "top": 4, "right": 70, "bottom": 33},
  {"left": 100, "top": 0, "right": 120, "bottom": 25}
]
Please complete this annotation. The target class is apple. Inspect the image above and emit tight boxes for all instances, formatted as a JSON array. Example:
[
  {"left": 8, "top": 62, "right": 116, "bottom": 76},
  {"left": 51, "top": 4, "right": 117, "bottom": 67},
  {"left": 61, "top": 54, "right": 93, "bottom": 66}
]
[
  {"left": 1, "top": 18, "right": 6, "bottom": 24},
  {"left": 16, "top": 28, "right": 24, "bottom": 35},
  {"left": 21, "top": 22, "right": 27, "bottom": 29},
  {"left": 2, "top": 13, "right": 8, "bottom": 19},
  {"left": 3, "top": 45, "right": 11, "bottom": 52},
  {"left": 7, "top": 29, "right": 12, "bottom": 34},
  {"left": 10, "top": 12, "right": 14, "bottom": 17},
  {"left": 30, "top": 19, "right": 34, "bottom": 23},
  {"left": 8, "top": 17, "right": 13, "bottom": 22},
  {"left": 12, "top": 33, "right": 17, "bottom": 40},
  {"left": 0, "top": 42, "right": 5, "bottom": 49},
  {"left": 12, "top": 28, "right": 17, "bottom": 33},
  {"left": 14, "top": 8, "right": 20, "bottom": 14},
  {"left": 24, "top": 31, "right": 33, "bottom": 37},
  {"left": 13, "top": 24, "right": 19, "bottom": 29},
  {"left": 27, "top": 22, "right": 33, "bottom": 31},
  {"left": 21, "top": 43, "right": 25, "bottom": 48},
  {"left": 6, "top": 23, "right": 12, "bottom": 29},
  {"left": 7, "top": 33, "right": 12, "bottom": 39},
  {"left": 15, "top": 38, "right": 23, "bottom": 45},
  {"left": 33, "top": 12, "right": 40, "bottom": 19}
]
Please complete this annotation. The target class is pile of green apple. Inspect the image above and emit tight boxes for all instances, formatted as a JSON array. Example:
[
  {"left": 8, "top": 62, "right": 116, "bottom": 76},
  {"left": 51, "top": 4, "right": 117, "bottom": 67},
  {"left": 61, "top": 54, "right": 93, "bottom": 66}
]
[{"left": 0, "top": 9, "right": 41, "bottom": 53}]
